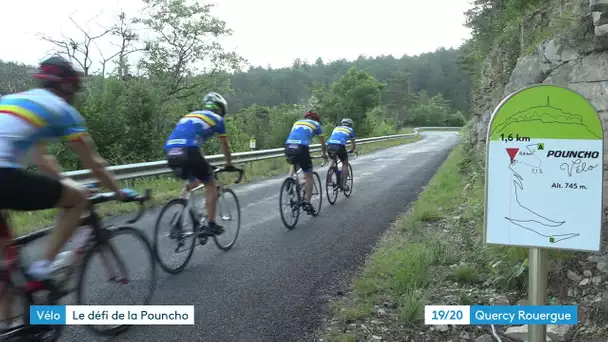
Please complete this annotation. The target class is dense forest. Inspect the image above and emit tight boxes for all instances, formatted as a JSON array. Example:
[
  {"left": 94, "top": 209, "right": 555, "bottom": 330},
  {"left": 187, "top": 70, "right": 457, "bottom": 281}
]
[{"left": 0, "top": 0, "right": 472, "bottom": 171}]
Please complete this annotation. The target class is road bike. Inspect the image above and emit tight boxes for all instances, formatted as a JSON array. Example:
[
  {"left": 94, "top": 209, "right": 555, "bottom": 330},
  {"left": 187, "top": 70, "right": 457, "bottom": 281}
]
[
  {"left": 0, "top": 188, "right": 155, "bottom": 341},
  {"left": 279, "top": 156, "right": 324, "bottom": 230},
  {"left": 324, "top": 149, "right": 357, "bottom": 205},
  {"left": 153, "top": 165, "right": 244, "bottom": 275}
]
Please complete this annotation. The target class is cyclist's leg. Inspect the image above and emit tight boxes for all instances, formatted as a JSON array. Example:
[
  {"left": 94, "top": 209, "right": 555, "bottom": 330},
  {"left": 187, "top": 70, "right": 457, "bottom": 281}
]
[
  {"left": 186, "top": 147, "right": 221, "bottom": 234},
  {"left": 338, "top": 145, "right": 349, "bottom": 189},
  {"left": 0, "top": 168, "right": 87, "bottom": 279},
  {"left": 298, "top": 146, "right": 314, "bottom": 203},
  {"left": 327, "top": 144, "right": 339, "bottom": 169},
  {"left": 284, "top": 145, "right": 299, "bottom": 177}
]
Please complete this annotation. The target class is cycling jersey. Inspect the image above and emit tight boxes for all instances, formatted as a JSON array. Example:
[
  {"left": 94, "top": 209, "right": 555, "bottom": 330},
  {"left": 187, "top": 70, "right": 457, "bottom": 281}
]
[
  {"left": 285, "top": 119, "right": 323, "bottom": 146},
  {"left": 327, "top": 125, "right": 355, "bottom": 145},
  {"left": 0, "top": 89, "right": 89, "bottom": 168},
  {"left": 164, "top": 110, "right": 227, "bottom": 150}
]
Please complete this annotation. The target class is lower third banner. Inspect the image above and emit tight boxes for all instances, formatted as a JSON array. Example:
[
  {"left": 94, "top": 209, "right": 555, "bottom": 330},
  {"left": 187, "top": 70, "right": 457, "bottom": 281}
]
[
  {"left": 424, "top": 305, "right": 577, "bottom": 325},
  {"left": 30, "top": 305, "right": 195, "bottom": 325}
]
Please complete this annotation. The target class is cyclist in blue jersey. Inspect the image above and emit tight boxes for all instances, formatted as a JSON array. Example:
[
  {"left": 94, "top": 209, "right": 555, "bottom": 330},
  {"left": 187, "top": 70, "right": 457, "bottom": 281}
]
[
  {"left": 164, "top": 92, "right": 235, "bottom": 236},
  {"left": 284, "top": 110, "right": 327, "bottom": 211},
  {"left": 0, "top": 56, "right": 126, "bottom": 323},
  {"left": 327, "top": 118, "right": 357, "bottom": 191}
]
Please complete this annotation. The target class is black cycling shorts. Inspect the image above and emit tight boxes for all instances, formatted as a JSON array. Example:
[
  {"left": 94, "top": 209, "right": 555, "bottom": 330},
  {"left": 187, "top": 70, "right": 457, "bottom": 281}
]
[
  {"left": 166, "top": 146, "right": 213, "bottom": 182},
  {"left": 284, "top": 144, "right": 313, "bottom": 173},
  {"left": 327, "top": 144, "right": 348, "bottom": 162},
  {"left": 0, "top": 168, "right": 63, "bottom": 211}
]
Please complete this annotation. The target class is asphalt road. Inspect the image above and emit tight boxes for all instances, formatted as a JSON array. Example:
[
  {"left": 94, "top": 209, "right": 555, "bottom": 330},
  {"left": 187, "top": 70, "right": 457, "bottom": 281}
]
[{"left": 21, "top": 131, "right": 460, "bottom": 341}]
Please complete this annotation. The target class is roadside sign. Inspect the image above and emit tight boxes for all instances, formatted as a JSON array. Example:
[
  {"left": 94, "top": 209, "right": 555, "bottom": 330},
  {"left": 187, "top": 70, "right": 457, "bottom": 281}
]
[
  {"left": 249, "top": 138, "right": 256, "bottom": 150},
  {"left": 484, "top": 84, "right": 604, "bottom": 252}
]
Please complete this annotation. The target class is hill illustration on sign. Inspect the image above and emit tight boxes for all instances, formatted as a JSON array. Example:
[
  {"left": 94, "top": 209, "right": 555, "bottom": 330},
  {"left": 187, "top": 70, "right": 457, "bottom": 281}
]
[
  {"left": 485, "top": 85, "right": 603, "bottom": 251},
  {"left": 489, "top": 96, "right": 602, "bottom": 141}
]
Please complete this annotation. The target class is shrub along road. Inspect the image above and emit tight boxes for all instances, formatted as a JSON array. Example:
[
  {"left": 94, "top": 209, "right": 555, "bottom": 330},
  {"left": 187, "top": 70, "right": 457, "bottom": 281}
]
[{"left": 22, "top": 131, "right": 460, "bottom": 342}]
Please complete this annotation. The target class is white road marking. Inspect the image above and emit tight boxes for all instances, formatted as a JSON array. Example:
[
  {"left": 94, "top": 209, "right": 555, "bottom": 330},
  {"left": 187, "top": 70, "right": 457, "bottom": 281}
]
[
  {"left": 374, "top": 164, "right": 387, "bottom": 172},
  {"left": 246, "top": 194, "right": 279, "bottom": 208}
]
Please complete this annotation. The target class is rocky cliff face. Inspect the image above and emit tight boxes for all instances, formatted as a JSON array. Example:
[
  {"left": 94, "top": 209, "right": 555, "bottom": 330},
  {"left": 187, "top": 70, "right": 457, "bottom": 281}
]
[{"left": 470, "top": 0, "right": 608, "bottom": 219}]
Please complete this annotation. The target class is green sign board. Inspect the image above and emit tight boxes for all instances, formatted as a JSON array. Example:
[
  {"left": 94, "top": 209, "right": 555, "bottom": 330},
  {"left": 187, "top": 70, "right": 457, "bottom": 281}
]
[{"left": 484, "top": 84, "right": 604, "bottom": 251}]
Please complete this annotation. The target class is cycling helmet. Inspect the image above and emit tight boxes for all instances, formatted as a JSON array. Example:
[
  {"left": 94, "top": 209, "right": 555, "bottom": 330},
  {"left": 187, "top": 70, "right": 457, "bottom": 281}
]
[
  {"left": 341, "top": 118, "right": 353, "bottom": 127},
  {"left": 202, "top": 92, "right": 228, "bottom": 116},
  {"left": 33, "top": 56, "right": 83, "bottom": 91},
  {"left": 304, "top": 110, "right": 321, "bottom": 122}
]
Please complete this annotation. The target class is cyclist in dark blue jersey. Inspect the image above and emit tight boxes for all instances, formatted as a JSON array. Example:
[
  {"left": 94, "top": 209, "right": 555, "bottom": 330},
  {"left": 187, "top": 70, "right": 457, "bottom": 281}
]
[
  {"left": 327, "top": 118, "right": 357, "bottom": 191},
  {"left": 284, "top": 110, "right": 327, "bottom": 211},
  {"left": 164, "top": 92, "right": 235, "bottom": 236}
]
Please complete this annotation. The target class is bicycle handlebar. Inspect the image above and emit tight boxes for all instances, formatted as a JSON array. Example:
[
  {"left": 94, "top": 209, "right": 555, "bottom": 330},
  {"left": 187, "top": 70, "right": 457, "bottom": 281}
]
[
  {"left": 212, "top": 165, "right": 245, "bottom": 184},
  {"left": 86, "top": 188, "right": 153, "bottom": 224}
]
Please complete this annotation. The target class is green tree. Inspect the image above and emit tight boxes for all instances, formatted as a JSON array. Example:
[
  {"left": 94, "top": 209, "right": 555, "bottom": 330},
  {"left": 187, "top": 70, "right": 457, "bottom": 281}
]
[
  {"left": 330, "top": 68, "right": 384, "bottom": 131},
  {"left": 136, "top": 0, "right": 243, "bottom": 104}
]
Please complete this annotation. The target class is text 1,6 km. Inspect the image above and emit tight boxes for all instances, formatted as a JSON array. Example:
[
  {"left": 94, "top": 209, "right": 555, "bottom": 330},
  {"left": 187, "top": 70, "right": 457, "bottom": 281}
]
[
  {"left": 500, "top": 133, "right": 531, "bottom": 142},
  {"left": 551, "top": 182, "right": 588, "bottom": 190}
]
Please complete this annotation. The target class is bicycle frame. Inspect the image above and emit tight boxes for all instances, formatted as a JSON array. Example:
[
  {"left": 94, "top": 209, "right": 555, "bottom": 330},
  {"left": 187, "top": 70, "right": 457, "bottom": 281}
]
[
  {"left": 325, "top": 150, "right": 357, "bottom": 169},
  {"left": 0, "top": 190, "right": 151, "bottom": 339},
  {"left": 177, "top": 166, "right": 244, "bottom": 229}
]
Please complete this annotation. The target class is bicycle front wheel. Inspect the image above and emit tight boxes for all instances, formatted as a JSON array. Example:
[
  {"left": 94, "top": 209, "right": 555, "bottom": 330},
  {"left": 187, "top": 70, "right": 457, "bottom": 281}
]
[
  {"left": 213, "top": 188, "right": 241, "bottom": 251},
  {"left": 279, "top": 177, "right": 300, "bottom": 229},
  {"left": 310, "top": 172, "right": 323, "bottom": 216},
  {"left": 154, "top": 198, "right": 197, "bottom": 274},
  {"left": 76, "top": 226, "right": 156, "bottom": 336},
  {"left": 343, "top": 163, "right": 354, "bottom": 198}
]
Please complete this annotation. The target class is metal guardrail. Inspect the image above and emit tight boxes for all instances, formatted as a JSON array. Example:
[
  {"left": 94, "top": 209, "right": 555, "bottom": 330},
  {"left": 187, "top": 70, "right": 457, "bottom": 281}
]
[
  {"left": 11, "top": 126, "right": 461, "bottom": 242},
  {"left": 62, "top": 126, "right": 462, "bottom": 184}
]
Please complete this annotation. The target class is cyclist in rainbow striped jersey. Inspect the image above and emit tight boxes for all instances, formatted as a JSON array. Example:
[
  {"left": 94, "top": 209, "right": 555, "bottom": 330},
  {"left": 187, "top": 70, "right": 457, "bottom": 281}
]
[{"left": 0, "top": 56, "right": 126, "bottom": 328}]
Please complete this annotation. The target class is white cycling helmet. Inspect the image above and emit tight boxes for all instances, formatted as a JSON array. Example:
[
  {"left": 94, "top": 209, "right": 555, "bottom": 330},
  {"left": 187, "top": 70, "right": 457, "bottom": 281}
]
[
  {"left": 341, "top": 118, "right": 353, "bottom": 127},
  {"left": 202, "top": 92, "right": 228, "bottom": 116}
]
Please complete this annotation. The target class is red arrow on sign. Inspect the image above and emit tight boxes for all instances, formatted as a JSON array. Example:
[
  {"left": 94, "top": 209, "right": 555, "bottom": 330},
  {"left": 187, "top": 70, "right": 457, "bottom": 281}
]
[{"left": 506, "top": 148, "right": 519, "bottom": 162}]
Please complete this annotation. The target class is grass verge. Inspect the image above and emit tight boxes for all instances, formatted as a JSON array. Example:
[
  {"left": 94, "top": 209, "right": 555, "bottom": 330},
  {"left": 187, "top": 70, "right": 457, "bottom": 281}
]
[
  {"left": 325, "top": 145, "right": 467, "bottom": 338},
  {"left": 8, "top": 134, "right": 422, "bottom": 236},
  {"left": 320, "top": 138, "right": 575, "bottom": 341}
]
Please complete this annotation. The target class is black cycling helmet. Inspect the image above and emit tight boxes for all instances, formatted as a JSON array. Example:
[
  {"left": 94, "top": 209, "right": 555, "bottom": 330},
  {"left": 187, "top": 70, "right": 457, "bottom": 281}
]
[
  {"left": 202, "top": 92, "right": 228, "bottom": 116},
  {"left": 33, "top": 56, "right": 83, "bottom": 92}
]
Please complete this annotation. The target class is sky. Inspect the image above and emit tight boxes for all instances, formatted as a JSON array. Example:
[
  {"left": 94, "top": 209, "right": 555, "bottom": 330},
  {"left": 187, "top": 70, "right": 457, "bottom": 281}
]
[{"left": 0, "top": 0, "right": 473, "bottom": 71}]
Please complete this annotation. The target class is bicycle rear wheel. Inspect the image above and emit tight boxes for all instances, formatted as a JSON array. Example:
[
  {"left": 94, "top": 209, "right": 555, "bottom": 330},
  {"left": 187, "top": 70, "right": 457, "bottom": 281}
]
[
  {"left": 279, "top": 177, "right": 300, "bottom": 229},
  {"left": 153, "top": 198, "right": 197, "bottom": 274},
  {"left": 77, "top": 226, "right": 156, "bottom": 336},
  {"left": 213, "top": 189, "right": 241, "bottom": 251},
  {"left": 343, "top": 163, "right": 354, "bottom": 198},
  {"left": 325, "top": 167, "right": 339, "bottom": 205},
  {"left": 309, "top": 172, "right": 323, "bottom": 216},
  {"left": 0, "top": 285, "right": 63, "bottom": 341}
]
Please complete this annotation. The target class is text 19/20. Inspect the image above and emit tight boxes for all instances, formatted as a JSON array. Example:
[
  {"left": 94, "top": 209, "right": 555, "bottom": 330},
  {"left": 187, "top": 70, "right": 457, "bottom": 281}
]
[{"left": 432, "top": 309, "right": 463, "bottom": 321}]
